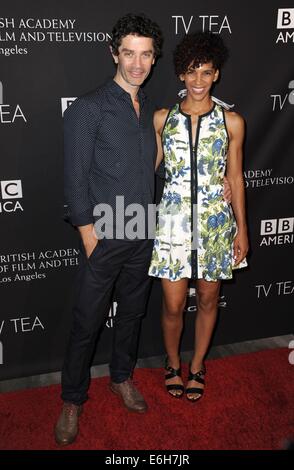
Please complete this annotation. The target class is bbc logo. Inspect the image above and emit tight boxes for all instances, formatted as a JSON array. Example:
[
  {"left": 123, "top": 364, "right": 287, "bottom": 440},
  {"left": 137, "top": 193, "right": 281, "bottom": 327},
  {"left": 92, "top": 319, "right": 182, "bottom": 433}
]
[
  {"left": 61, "top": 97, "right": 77, "bottom": 116},
  {"left": 0, "top": 180, "right": 23, "bottom": 199},
  {"left": 277, "top": 9, "right": 294, "bottom": 29},
  {"left": 261, "top": 218, "right": 294, "bottom": 235}
]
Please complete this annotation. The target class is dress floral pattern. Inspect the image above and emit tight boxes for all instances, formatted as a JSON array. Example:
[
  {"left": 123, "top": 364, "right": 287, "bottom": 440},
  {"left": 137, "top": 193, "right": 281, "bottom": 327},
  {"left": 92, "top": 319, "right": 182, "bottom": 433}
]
[{"left": 149, "top": 102, "right": 247, "bottom": 282}]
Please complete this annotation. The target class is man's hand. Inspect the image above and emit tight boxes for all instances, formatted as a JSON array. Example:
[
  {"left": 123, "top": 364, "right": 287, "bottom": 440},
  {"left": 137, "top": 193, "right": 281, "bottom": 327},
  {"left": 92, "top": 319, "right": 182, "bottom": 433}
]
[
  {"left": 83, "top": 235, "right": 98, "bottom": 259},
  {"left": 233, "top": 229, "right": 249, "bottom": 265},
  {"left": 223, "top": 176, "right": 232, "bottom": 203},
  {"left": 78, "top": 224, "right": 99, "bottom": 259}
]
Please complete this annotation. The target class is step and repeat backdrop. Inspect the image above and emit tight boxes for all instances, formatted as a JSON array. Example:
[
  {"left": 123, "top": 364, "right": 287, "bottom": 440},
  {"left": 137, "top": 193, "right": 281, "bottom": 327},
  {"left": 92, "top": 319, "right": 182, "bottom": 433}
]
[{"left": 0, "top": 0, "right": 293, "bottom": 380}]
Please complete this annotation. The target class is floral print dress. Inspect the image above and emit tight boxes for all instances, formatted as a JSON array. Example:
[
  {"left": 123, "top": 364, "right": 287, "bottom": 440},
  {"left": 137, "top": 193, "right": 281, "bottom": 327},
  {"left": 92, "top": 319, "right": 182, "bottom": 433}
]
[{"left": 148, "top": 102, "right": 247, "bottom": 282}]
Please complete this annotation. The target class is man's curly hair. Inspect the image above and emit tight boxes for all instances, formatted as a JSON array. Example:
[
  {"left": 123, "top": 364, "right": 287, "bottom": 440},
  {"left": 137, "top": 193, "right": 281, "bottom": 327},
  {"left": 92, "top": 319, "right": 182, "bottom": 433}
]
[
  {"left": 110, "top": 13, "right": 163, "bottom": 57},
  {"left": 173, "top": 31, "right": 229, "bottom": 76}
]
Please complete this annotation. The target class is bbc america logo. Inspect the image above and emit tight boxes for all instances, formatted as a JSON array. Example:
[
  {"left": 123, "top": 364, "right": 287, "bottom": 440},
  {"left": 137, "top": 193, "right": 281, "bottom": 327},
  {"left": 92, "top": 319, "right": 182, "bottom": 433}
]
[
  {"left": 277, "top": 9, "right": 294, "bottom": 29},
  {"left": 276, "top": 8, "right": 294, "bottom": 43},
  {"left": 260, "top": 217, "right": 294, "bottom": 246},
  {"left": 61, "top": 97, "right": 77, "bottom": 116},
  {"left": 0, "top": 180, "right": 24, "bottom": 213},
  {"left": 1, "top": 180, "right": 22, "bottom": 199}
]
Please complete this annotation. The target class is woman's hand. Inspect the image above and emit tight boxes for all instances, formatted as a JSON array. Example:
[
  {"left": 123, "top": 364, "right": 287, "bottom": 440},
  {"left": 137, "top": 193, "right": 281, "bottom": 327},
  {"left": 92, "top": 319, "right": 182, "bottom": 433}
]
[{"left": 233, "top": 229, "right": 249, "bottom": 265}]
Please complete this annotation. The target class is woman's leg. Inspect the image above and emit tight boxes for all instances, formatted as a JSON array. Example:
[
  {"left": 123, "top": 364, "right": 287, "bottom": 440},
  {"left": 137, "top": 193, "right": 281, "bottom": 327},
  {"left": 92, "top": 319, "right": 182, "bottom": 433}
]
[
  {"left": 161, "top": 278, "right": 189, "bottom": 395},
  {"left": 187, "top": 279, "right": 221, "bottom": 399}
]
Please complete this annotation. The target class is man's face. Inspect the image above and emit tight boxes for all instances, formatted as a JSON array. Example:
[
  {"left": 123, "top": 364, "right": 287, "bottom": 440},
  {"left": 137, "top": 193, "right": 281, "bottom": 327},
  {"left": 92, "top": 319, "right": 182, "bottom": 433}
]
[{"left": 112, "top": 34, "right": 155, "bottom": 89}]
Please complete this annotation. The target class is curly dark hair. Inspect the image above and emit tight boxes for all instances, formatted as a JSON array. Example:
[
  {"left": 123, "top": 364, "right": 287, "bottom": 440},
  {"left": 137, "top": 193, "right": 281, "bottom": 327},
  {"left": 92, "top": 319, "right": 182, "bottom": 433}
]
[
  {"left": 110, "top": 13, "right": 163, "bottom": 57},
  {"left": 173, "top": 31, "right": 229, "bottom": 76}
]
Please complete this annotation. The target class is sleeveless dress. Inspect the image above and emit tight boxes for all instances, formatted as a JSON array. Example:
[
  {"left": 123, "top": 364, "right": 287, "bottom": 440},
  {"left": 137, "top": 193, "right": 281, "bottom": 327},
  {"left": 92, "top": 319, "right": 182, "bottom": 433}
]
[{"left": 148, "top": 102, "right": 247, "bottom": 282}]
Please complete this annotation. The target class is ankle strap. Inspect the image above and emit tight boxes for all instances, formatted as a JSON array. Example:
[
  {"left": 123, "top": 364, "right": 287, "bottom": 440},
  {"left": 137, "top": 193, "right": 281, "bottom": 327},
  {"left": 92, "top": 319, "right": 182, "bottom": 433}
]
[
  {"left": 164, "top": 356, "right": 181, "bottom": 378},
  {"left": 165, "top": 364, "right": 181, "bottom": 376},
  {"left": 188, "top": 364, "right": 206, "bottom": 383}
]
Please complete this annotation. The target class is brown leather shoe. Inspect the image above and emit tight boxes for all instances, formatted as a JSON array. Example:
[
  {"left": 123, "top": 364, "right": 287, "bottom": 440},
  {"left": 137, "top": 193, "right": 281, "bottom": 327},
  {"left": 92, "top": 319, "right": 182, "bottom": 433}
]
[
  {"left": 109, "top": 379, "right": 147, "bottom": 413},
  {"left": 54, "top": 402, "right": 83, "bottom": 446}
]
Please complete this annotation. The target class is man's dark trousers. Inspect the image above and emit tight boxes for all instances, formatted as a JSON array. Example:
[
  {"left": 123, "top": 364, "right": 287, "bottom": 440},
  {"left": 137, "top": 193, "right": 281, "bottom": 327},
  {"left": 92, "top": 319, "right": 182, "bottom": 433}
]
[{"left": 61, "top": 238, "right": 153, "bottom": 405}]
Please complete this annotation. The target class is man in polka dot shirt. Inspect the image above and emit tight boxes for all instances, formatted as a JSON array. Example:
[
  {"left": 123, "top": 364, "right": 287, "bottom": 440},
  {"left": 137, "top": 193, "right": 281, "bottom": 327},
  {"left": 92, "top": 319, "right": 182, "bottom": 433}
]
[{"left": 55, "top": 14, "right": 163, "bottom": 446}]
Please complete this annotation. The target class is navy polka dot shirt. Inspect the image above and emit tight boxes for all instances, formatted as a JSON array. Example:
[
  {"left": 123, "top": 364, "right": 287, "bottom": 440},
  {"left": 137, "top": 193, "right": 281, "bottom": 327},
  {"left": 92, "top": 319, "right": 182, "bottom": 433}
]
[{"left": 63, "top": 79, "right": 157, "bottom": 237}]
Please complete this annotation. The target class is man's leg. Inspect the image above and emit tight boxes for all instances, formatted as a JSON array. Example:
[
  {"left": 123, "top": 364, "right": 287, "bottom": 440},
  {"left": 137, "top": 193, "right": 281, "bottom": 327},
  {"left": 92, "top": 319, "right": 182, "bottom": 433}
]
[
  {"left": 55, "top": 240, "right": 121, "bottom": 445},
  {"left": 109, "top": 239, "right": 153, "bottom": 412},
  {"left": 61, "top": 241, "right": 120, "bottom": 405}
]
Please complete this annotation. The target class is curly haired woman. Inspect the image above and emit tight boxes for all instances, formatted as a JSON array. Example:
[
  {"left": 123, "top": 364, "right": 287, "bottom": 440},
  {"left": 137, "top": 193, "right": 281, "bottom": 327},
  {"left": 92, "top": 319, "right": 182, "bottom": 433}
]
[{"left": 149, "top": 31, "right": 249, "bottom": 401}]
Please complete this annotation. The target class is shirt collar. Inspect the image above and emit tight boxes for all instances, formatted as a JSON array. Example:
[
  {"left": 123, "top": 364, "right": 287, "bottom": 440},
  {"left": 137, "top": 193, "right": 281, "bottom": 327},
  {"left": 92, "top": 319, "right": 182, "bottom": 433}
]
[{"left": 107, "top": 78, "right": 147, "bottom": 102}]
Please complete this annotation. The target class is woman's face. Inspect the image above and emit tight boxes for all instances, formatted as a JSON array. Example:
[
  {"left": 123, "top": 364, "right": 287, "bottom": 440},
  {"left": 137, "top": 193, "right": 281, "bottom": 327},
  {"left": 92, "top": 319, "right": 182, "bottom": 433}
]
[{"left": 180, "top": 61, "right": 219, "bottom": 101}]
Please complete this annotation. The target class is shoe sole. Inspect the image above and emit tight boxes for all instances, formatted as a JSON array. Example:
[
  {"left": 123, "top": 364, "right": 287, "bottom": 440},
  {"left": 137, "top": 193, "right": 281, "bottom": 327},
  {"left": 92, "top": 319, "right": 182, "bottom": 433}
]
[
  {"left": 109, "top": 384, "right": 147, "bottom": 413},
  {"left": 54, "top": 434, "right": 77, "bottom": 446}
]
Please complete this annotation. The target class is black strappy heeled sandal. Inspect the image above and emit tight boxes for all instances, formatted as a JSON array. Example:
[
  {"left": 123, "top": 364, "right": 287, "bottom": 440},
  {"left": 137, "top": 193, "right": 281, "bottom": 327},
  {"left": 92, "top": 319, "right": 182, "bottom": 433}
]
[
  {"left": 186, "top": 363, "right": 206, "bottom": 402},
  {"left": 164, "top": 358, "right": 184, "bottom": 398}
]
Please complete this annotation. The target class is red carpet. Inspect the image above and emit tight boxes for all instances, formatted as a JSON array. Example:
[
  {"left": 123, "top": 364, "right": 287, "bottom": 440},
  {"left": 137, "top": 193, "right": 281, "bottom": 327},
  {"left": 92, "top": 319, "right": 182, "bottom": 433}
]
[{"left": 0, "top": 348, "right": 293, "bottom": 450}]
